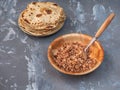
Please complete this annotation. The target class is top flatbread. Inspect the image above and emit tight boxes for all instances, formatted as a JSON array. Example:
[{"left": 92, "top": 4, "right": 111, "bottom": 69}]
[{"left": 21, "top": 2, "right": 66, "bottom": 30}]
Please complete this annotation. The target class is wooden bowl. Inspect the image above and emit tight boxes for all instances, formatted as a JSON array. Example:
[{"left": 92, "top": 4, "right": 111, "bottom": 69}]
[{"left": 47, "top": 33, "right": 104, "bottom": 75}]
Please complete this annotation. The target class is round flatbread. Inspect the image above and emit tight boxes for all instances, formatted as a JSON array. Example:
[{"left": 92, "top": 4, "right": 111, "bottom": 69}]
[{"left": 18, "top": 2, "right": 66, "bottom": 36}]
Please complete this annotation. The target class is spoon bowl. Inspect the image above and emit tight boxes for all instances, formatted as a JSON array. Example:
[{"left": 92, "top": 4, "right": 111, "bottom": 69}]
[{"left": 48, "top": 33, "right": 104, "bottom": 75}]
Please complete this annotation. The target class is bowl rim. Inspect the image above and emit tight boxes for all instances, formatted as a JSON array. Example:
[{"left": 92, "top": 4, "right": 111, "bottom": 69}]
[{"left": 47, "top": 33, "right": 104, "bottom": 75}]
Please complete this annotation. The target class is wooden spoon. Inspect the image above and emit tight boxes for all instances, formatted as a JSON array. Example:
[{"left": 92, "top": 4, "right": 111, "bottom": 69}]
[
  {"left": 84, "top": 13, "right": 115, "bottom": 52},
  {"left": 83, "top": 13, "right": 115, "bottom": 60}
]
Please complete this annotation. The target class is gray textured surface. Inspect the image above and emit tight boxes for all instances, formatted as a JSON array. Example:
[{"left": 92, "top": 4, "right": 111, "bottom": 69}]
[{"left": 0, "top": 0, "right": 120, "bottom": 90}]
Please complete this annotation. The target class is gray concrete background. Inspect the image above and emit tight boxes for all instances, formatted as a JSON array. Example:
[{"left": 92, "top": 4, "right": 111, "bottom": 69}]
[{"left": 0, "top": 0, "right": 120, "bottom": 90}]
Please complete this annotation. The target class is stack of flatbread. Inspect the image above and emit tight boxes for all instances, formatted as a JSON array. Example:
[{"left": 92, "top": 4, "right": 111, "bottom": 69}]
[{"left": 18, "top": 2, "right": 66, "bottom": 36}]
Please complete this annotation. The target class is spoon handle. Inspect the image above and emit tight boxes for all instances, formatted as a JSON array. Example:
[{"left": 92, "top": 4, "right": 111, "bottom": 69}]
[{"left": 95, "top": 13, "right": 115, "bottom": 38}]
